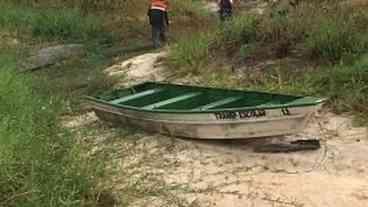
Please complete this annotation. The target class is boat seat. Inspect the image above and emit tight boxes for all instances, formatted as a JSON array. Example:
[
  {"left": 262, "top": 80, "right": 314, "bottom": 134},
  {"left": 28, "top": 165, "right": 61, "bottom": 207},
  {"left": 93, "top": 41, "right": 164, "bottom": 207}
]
[
  {"left": 142, "top": 92, "right": 202, "bottom": 110},
  {"left": 192, "top": 96, "right": 243, "bottom": 111},
  {"left": 110, "top": 88, "right": 163, "bottom": 105}
]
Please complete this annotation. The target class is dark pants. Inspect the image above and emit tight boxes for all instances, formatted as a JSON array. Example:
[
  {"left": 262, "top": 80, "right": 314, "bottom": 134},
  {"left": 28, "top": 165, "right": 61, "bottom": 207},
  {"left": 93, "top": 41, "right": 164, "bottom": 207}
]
[
  {"left": 219, "top": 8, "right": 232, "bottom": 21},
  {"left": 148, "top": 9, "right": 168, "bottom": 48},
  {"left": 152, "top": 25, "right": 166, "bottom": 49}
]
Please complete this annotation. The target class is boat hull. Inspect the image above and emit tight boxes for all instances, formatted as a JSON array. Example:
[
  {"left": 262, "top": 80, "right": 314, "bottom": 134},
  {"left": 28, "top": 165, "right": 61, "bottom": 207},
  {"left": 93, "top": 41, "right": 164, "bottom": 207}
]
[{"left": 87, "top": 100, "right": 320, "bottom": 139}]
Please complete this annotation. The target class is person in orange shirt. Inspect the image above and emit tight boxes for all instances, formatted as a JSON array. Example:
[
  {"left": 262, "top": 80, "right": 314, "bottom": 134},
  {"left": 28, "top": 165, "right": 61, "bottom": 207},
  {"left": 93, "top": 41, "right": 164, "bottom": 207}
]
[{"left": 147, "top": 0, "right": 169, "bottom": 48}]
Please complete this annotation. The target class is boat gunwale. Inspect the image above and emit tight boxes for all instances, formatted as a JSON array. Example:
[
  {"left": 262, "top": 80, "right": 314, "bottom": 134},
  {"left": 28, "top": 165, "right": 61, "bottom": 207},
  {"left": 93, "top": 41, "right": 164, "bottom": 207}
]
[
  {"left": 85, "top": 81, "right": 325, "bottom": 114},
  {"left": 89, "top": 101, "right": 309, "bottom": 124},
  {"left": 85, "top": 98, "right": 325, "bottom": 114},
  {"left": 86, "top": 82, "right": 325, "bottom": 114}
]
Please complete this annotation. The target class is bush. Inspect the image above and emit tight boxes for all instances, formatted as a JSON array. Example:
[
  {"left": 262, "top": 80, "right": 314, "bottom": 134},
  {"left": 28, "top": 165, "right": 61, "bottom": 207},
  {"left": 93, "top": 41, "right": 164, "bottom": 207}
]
[
  {"left": 310, "top": 59, "right": 368, "bottom": 113},
  {"left": 0, "top": 2, "right": 103, "bottom": 40},
  {"left": 0, "top": 54, "right": 97, "bottom": 207},
  {"left": 31, "top": 9, "right": 102, "bottom": 40},
  {"left": 306, "top": 15, "right": 368, "bottom": 62},
  {"left": 168, "top": 15, "right": 258, "bottom": 73},
  {"left": 169, "top": 33, "right": 213, "bottom": 74},
  {"left": 217, "top": 15, "right": 258, "bottom": 45},
  {"left": 259, "top": 57, "right": 368, "bottom": 118},
  {"left": 170, "top": 0, "right": 211, "bottom": 21}
]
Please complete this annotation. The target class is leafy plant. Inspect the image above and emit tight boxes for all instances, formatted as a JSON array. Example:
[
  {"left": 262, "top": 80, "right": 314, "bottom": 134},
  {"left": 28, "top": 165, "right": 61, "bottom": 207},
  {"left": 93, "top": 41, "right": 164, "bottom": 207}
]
[
  {"left": 169, "top": 33, "right": 213, "bottom": 74},
  {"left": 0, "top": 53, "right": 99, "bottom": 207},
  {"left": 0, "top": 2, "right": 103, "bottom": 40}
]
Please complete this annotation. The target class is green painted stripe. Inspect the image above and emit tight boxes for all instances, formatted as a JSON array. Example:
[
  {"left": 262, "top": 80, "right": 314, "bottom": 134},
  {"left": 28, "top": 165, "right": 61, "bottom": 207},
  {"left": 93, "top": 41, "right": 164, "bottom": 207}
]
[
  {"left": 142, "top": 92, "right": 202, "bottom": 110},
  {"left": 192, "top": 96, "right": 243, "bottom": 111},
  {"left": 110, "top": 88, "right": 163, "bottom": 104}
]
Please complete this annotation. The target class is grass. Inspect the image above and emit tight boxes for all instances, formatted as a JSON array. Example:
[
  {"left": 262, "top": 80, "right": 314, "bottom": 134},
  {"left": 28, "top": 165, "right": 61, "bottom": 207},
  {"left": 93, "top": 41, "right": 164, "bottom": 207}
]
[
  {"left": 168, "top": 1, "right": 368, "bottom": 122},
  {"left": 0, "top": 1, "right": 217, "bottom": 206},
  {"left": 31, "top": 44, "right": 119, "bottom": 113},
  {"left": 305, "top": 8, "right": 368, "bottom": 62},
  {"left": 0, "top": 2, "right": 104, "bottom": 41},
  {"left": 169, "top": 34, "right": 213, "bottom": 75},
  {"left": 0, "top": 52, "right": 101, "bottom": 206},
  {"left": 168, "top": 15, "right": 258, "bottom": 74},
  {"left": 197, "top": 56, "right": 368, "bottom": 122},
  {"left": 0, "top": 1, "right": 366, "bottom": 206},
  {"left": 216, "top": 15, "right": 258, "bottom": 46}
]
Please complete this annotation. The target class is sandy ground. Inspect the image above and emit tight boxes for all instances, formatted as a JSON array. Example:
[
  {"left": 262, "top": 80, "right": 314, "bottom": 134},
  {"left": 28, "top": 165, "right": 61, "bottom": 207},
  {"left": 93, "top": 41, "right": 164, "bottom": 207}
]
[
  {"left": 64, "top": 110, "right": 367, "bottom": 207},
  {"left": 63, "top": 50, "right": 368, "bottom": 207},
  {"left": 104, "top": 51, "right": 170, "bottom": 86}
]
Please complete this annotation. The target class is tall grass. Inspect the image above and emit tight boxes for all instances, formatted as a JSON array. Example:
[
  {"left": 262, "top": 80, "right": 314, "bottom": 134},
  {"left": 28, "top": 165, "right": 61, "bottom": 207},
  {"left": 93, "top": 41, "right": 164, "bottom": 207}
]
[
  {"left": 0, "top": 53, "right": 99, "bottom": 206},
  {"left": 170, "top": 1, "right": 368, "bottom": 67},
  {"left": 0, "top": 2, "right": 103, "bottom": 40},
  {"left": 170, "top": 0, "right": 212, "bottom": 21},
  {"left": 306, "top": 7, "right": 368, "bottom": 62},
  {"left": 309, "top": 59, "right": 368, "bottom": 114},
  {"left": 168, "top": 1, "right": 368, "bottom": 121},
  {"left": 216, "top": 15, "right": 258, "bottom": 46},
  {"left": 264, "top": 58, "right": 368, "bottom": 120},
  {"left": 169, "top": 15, "right": 257, "bottom": 73},
  {"left": 169, "top": 34, "right": 213, "bottom": 74}
]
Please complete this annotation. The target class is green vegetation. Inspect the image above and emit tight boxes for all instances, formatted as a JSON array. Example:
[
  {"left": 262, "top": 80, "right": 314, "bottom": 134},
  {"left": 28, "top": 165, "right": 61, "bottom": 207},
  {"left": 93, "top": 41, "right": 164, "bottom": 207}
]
[
  {"left": 216, "top": 15, "right": 257, "bottom": 46},
  {"left": 0, "top": 53, "right": 100, "bottom": 206},
  {"left": 169, "top": 1, "right": 368, "bottom": 121},
  {"left": 169, "top": 34, "right": 212, "bottom": 74},
  {"left": 256, "top": 59, "right": 368, "bottom": 121},
  {"left": 0, "top": 2, "right": 103, "bottom": 40},
  {"left": 0, "top": 2, "right": 113, "bottom": 206},
  {"left": 1, "top": 0, "right": 367, "bottom": 206},
  {"left": 306, "top": 9, "right": 368, "bottom": 62},
  {"left": 33, "top": 47, "right": 117, "bottom": 112}
]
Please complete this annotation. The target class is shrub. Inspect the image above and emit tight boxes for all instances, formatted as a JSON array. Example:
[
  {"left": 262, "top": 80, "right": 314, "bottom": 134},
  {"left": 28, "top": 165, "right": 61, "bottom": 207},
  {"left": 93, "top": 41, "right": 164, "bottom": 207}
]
[
  {"left": 169, "top": 33, "right": 213, "bottom": 74},
  {"left": 306, "top": 18, "right": 365, "bottom": 62},
  {"left": 31, "top": 9, "right": 102, "bottom": 40},
  {"left": 309, "top": 62, "right": 368, "bottom": 114},
  {"left": 305, "top": 5, "right": 368, "bottom": 62},
  {"left": 217, "top": 15, "right": 258, "bottom": 45},
  {"left": 170, "top": 0, "right": 211, "bottom": 21},
  {"left": 0, "top": 2, "right": 103, "bottom": 40},
  {"left": 168, "top": 15, "right": 258, "bottom": 74},
  {"left": 0, "top": 54, "right": 97, "bottom": 207}
]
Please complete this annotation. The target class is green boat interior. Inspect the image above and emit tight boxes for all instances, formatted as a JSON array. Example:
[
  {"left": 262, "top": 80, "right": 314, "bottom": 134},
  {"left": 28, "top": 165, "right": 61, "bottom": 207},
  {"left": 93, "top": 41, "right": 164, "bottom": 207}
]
[{"left": 91, "top": 82, "right": 323, "bottom": 112}]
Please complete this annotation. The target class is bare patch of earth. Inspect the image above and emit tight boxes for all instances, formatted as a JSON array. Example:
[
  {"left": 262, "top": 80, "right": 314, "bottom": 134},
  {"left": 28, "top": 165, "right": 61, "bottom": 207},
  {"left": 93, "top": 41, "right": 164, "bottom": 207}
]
[{"left": 63, "top": 109, "right": 367, "bottom": 207}]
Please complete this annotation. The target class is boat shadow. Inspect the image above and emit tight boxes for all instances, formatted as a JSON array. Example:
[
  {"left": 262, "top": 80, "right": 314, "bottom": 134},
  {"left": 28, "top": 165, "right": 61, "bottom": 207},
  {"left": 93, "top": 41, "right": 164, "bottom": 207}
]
[
  {"left": 178, "top": 136, "right": 279, "bottom": 152},
  {"left": 177, "top": 135, "right": 320, "bottom": 153}
]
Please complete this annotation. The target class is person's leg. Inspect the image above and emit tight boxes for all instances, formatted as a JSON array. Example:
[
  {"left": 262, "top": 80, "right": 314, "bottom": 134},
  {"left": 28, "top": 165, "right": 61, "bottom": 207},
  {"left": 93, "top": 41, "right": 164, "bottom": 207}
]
[
  {"left": 159, "top": 24, "right": 167, "bottom": 43},
  {"left": 150, "top": 9, "right": 164, "bottom": 48},
  {"left": 152, "top": 25, "right": 161, "bottom": 48},
  {"left": 223, "top": 9, "right": 232, "bottom": 21}
]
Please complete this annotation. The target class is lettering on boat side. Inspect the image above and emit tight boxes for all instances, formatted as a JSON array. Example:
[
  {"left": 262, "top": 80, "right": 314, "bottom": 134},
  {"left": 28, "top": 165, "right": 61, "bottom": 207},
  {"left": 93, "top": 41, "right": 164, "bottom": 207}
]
[
  {"left": 214, "top": 109, "right": 267, "bottom": 120},
  {"left": 214, "top": 108, "right": 292, "bottom": 120},
  {"left": 281, "top": 108, "right": 291, "bottom": 116}
]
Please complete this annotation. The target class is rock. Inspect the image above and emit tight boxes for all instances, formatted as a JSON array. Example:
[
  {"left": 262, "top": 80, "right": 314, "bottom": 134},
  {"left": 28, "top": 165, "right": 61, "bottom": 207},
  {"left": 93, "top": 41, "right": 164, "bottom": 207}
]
[
  {"left": 104, "top": 51, "right": 170, "bottom": 86},
  {"left": 19, "top": 44, "right": 85, "bottom": 72}
]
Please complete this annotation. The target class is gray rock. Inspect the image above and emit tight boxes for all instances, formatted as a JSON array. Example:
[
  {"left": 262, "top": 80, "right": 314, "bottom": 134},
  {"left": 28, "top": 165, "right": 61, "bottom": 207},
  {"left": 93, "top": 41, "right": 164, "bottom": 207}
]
[{"left": 19, "top": 44, "right": 85, "bottom": 72}]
